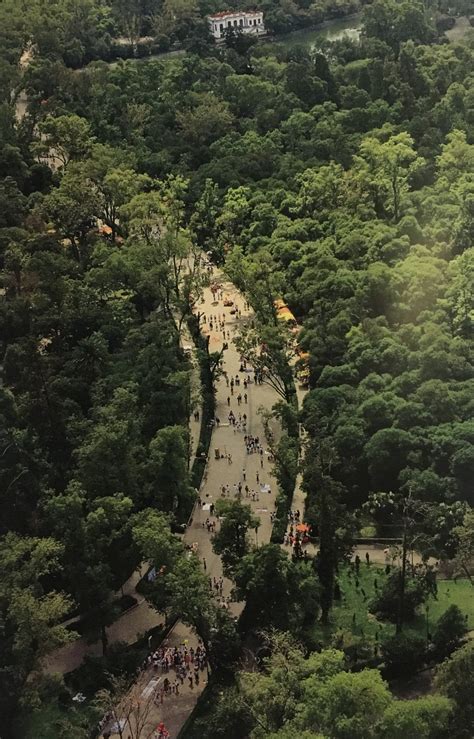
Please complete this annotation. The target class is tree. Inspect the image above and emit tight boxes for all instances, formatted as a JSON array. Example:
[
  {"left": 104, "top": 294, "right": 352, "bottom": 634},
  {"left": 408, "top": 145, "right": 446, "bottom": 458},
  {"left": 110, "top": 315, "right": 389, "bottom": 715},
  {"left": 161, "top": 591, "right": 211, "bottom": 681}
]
[
  {"left": 363, "top": 0, "right": 434, "bottom": 53},
  {"left": 192, "top": 687, "right": 253, "bottom": 739},
  {"left": 234, "top": 544, "right": 319, "bottom": 632},
  {"left": 43, "top": 485, "right": 135, "bottom": 655},
  {"left": 146, "top": 425, "right": 193, "bottom": 513},
  {"left": 452, "top": 509, "right": 474, "bottom": 584},
  {"left": 94, "top": 675, "right": 158, "bottom": 739},
  {"left": 176, "top": 94, "right": 234, "bottom": 149},
  {"left": 212, "top": 500, "right": 259, "bottom": 577},
  {"left": 111, "top": 0, "right": 143, "bottom": 46},
  {"left": 234, "top": 321, "right": 295, "bottom": 403},
  {"left": 225, "top": 245, "right": 282, "bottom": 324},
  {"left": 165, "top": 554, "right": 215, "bottom": 648},
  {"left": 435, "top": 642, "right": 474, "bottom": 738},
  {"left": 84, "top": 161, "right": 150, "bottom": 241},
  {"left": 120, "top": 177, "right": 206, "bottom": 331},
  {"left": 131, "top": 508, "right": 183, "bottom": 573},
  {"left": 42, "top": 167, "right": 97, "bottom": 263},
  {"left": 354, "top": 132, "right": 424, "bottom": 221},
  {"left": 381, "top": 633, "right": 427, "bottom": 677},
  {"left": 301, "top": 668, "right": 392, "bottom": 739},
  {"left": 437, "top": 130, "right": 474, "bottom": 185},
  {"left": 433, "top": 605, "right": 467, "bottom": 660},
  {"left": 239, "top": 635, "right": 345, "bottom": 737},
  {"left": 189, "top": 178, "right": 221, "bottom": 257},
  {"left": 365, "top": 430, "right": 414, "bottom": 492},
  {"left": 303, "top": 443, "right": 354, "bottom": 624},
  {"left": 0, "top": 534, "right": 73, "bottom": 726},
  {"left": 369, "top": 569, "right": 428, "bottom": 625},
  {"left": 377, "top": 696, "right": 452, "bottom": 739},
  {"left": 35, "top": 114, "right": 94, "bottom": 168}
]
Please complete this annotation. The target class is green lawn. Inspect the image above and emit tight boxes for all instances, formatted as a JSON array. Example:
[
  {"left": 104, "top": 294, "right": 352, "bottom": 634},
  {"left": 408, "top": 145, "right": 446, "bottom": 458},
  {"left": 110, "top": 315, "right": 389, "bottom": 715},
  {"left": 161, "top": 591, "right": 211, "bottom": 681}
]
[{"left": 311, "top": 565, "right": 474, "bottom": 646}]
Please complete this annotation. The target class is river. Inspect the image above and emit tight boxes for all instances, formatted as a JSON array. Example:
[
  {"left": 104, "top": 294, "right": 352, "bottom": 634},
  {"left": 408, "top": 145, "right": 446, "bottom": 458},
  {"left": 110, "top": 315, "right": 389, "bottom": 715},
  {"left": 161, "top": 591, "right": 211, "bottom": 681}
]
[
  {"left": 268, "top": 14, "right": 362, "bottom": 51},
  {"left": 257, "top": 12, "right": 471, "bottom": 54}
]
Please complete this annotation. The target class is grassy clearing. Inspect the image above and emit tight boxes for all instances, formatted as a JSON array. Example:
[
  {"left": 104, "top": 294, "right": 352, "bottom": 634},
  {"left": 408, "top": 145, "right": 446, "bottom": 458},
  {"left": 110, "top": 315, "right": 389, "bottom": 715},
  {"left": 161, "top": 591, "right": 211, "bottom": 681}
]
[{"left": 311, "top": 565, "right": 474, "bottom": 645}]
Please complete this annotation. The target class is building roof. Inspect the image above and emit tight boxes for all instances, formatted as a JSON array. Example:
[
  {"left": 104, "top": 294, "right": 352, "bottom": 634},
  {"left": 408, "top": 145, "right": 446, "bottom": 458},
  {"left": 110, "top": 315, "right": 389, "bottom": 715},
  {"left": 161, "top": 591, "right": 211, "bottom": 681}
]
[{"left": 208, "top": 9, "right": 261, "bottom": 19}]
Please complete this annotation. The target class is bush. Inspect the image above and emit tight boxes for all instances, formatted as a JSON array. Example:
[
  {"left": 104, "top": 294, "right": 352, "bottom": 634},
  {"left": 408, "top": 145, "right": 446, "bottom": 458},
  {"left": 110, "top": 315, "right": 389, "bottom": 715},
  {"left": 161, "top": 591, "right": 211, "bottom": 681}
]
[
  {"left": 136, "top": 40, "right": 153, "bottom": 58},
  {"left": 436, "top": 14, "right": 456, "bottom": 32},
  {"left": 153, "top": 35, "right": 171, "bottom": 52},
  {"left": 369, "top": 570, "right": 426, "bottom": 623},
  {"left": 66, "top": 641, "right": 146, "bottom": 696},
  {"left": 381, "top": 632, "right": 427, "bottom": 678},
  {"left": 432, "top": 605, "right": 466, "bottom": 660},
  {"left": 110, "top": 42, "right": 134, "bottom": 60}
]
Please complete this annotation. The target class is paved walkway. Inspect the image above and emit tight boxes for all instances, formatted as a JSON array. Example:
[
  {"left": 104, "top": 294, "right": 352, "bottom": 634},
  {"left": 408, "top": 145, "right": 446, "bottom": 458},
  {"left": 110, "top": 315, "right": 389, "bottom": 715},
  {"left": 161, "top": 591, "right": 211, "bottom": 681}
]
[
  {"left": 44, "top": 270, "right": 283, "bottom": 738},
  {"left": 120, "top": 271, "right": 282, "bottom": 737}
]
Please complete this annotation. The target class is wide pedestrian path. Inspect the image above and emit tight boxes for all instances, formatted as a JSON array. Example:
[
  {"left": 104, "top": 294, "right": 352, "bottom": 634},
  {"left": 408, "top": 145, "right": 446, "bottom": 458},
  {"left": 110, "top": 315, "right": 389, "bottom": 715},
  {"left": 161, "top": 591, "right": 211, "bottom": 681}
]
[
  {"left": 44, "top": 270, "right": 283, "bottom": 738},
  {"left": 112, "top": 270, "right": 282, "bottom": 737}
]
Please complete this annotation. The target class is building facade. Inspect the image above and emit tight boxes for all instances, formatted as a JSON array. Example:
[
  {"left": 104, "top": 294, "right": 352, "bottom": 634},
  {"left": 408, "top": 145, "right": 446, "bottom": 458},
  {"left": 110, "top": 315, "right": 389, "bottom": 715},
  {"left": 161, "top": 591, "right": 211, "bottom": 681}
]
[{"left": 207, "top": 10, "right": 265, "bottom": 41}]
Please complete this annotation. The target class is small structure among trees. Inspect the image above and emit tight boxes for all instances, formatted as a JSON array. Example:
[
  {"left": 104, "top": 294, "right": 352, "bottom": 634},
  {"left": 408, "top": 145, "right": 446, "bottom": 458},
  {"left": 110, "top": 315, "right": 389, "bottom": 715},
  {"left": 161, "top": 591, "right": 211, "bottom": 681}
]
[{"left": 207, "top": 10, "right": 265, "bottom": 41}]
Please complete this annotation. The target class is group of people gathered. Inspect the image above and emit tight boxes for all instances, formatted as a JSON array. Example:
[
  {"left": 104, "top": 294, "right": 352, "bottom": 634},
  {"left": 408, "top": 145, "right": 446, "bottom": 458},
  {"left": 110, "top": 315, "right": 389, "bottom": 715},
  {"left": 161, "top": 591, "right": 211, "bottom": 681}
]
[{"left": 148, "top": 642, "right": 208, "bottom": 697}]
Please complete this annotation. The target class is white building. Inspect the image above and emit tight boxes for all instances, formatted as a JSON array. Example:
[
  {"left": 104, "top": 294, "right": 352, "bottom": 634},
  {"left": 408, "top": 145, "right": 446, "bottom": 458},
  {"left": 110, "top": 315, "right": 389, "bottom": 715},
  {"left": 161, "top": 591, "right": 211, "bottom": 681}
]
[{"left": 208, "top": 10, "right": 265, "bottom": 41}]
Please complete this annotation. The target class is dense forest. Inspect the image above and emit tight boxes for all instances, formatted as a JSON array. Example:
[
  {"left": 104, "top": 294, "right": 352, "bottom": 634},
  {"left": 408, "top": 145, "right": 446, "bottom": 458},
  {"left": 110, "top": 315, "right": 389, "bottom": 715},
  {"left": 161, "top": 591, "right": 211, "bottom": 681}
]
[{"left": 0, "top": 0, "right": 473, "bottom": 736}]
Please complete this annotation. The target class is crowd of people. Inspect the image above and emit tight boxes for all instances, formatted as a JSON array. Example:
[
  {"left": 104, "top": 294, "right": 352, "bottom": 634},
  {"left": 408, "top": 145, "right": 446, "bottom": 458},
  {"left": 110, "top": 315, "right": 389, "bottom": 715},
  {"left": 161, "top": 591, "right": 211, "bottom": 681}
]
[{"left": 147, "top": 642, "right": 208, "bottom": 696}]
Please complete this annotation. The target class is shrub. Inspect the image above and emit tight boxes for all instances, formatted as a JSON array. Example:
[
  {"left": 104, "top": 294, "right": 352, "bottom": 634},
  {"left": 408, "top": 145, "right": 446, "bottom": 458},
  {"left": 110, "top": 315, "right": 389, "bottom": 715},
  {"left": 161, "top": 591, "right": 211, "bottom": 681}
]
[
  {"left": 369, "top": 570, "right": 426, "bottom": 623},
  {"left": 381, "top": 632, "right": 427, "bottom": 678},
  {"left": 432, "top": 605, "right": 466, "bottom": 660}
]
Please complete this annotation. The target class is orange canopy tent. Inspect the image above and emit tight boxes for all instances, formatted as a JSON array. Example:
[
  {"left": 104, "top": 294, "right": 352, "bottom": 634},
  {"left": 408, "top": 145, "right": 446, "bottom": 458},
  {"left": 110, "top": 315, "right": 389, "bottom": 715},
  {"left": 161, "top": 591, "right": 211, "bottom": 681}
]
[{"left": 296, "top": 523, "right": 311, "bottom": 534}]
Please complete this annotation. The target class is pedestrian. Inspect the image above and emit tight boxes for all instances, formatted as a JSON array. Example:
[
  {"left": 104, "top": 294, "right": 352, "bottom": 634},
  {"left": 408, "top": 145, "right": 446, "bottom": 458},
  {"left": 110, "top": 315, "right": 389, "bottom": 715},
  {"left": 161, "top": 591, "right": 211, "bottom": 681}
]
[
  {"left": 256, "top": 471, "right": 259, "bottom": 483},
  {"left": 227, "top": 396, "right": 230, "bottom": 406},
  {"left": 260, "top": 457, "right": 264, "bottom": 469},
  {"left": 202, "top": 557, "right": 207, "bottom": 571},
  {"left": 365, "top": 551, "right": 370, "bottom": 566},
  {"left": 242, "top": 468, "right": 246, "bottom": 481},
  {"left": 244, "top": 393, "right": 248, "bottom": 403}
]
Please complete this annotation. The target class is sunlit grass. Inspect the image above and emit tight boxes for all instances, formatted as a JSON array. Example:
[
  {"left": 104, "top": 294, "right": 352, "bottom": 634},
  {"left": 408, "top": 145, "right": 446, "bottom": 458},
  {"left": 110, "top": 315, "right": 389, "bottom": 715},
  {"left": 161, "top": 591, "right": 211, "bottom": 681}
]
[{"left": 312, "top": 564, "right": 474, "bottom": 645}]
